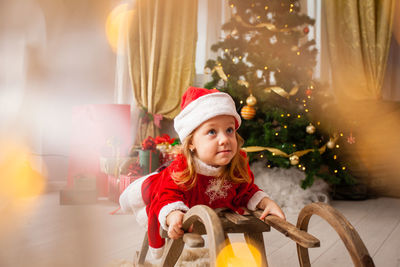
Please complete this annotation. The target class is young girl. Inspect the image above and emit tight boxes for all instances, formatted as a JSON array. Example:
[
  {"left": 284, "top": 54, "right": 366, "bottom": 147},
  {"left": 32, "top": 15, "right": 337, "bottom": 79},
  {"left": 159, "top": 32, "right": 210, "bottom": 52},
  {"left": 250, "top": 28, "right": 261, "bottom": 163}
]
[{"left": 120, "top": 87, "right": 285, "bottom": 259}]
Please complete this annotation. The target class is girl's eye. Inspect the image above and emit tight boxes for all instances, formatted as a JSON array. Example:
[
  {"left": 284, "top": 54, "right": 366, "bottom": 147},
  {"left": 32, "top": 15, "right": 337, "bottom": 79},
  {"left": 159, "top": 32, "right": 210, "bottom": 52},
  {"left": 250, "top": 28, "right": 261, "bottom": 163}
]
[
  {"left": 226, "top": 127, "right": 234, "bottom": 134},
  {"left": 207, "top": 129, "right": 216, "bottom": 135}
]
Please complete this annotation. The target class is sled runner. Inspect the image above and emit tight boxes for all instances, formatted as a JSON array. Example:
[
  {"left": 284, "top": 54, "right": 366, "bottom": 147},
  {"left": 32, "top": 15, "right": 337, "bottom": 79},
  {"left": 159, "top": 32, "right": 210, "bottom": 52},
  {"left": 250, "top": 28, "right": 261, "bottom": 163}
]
[{"left": 133, "top": 202, "right": 374, "bottom": 267}]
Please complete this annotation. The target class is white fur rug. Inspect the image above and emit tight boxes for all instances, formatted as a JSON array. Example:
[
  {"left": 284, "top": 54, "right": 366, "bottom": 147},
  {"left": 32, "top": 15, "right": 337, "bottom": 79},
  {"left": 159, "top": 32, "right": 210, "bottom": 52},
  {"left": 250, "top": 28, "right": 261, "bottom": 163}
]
[
  {"left": 109, "top": 248, "right": 210, "bottom": 267},
  {"left": 251, "top": 162, "right": 330, "bottom": 215},
  {"left": 112, "top": 163, "right": 330, "bottom": 266}
]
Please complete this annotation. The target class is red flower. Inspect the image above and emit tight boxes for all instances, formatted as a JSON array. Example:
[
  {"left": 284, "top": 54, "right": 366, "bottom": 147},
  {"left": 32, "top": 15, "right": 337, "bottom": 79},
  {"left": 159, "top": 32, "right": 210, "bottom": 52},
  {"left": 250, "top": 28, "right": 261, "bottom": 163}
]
[
  {"left": 142, "top": 136, "right": 156, "bottom": 150},
  {"left": 154, "top": 134, "right": 175, "bottom": 145}
]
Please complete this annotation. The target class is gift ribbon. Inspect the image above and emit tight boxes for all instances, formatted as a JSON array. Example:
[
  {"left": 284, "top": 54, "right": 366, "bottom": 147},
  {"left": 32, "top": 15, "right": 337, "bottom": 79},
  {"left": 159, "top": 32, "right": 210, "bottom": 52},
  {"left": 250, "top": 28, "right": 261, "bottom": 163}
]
[
  {"left": 234, "top": 15, "right": 301, "bottom": 33},
  {"left": 264, "top": 86, "right": 299, "bottom": 98},
  {"left": 243, "top": 135, "right": 339, "bottom": 158},
  {"left": 153, "top": 114, "right": 163, "bottom": 129},
  {"left": 207, "top": 64, "right": 299, "bottom": 99}
]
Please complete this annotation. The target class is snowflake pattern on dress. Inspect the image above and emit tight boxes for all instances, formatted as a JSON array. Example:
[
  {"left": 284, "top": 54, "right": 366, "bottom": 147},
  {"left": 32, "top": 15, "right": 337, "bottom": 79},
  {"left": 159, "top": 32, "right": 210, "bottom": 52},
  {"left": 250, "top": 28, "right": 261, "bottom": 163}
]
[{"left": 205, "top": 178, "right": 232, "bottom": 204}]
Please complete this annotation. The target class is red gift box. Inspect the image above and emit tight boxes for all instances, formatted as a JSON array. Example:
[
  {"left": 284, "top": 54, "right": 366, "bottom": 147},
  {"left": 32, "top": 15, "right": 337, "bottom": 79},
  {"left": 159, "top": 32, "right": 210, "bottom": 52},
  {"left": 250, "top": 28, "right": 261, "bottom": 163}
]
[
  {"left": 108, "top": 174, "right": 141, "bottom": 203},
  {"left": 160, "top": 152, "right": 178, "bottom": 165}
]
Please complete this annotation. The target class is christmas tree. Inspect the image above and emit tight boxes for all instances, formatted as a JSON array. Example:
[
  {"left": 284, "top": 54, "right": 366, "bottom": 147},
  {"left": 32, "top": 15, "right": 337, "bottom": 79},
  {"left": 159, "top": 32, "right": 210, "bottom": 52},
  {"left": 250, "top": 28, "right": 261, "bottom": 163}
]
[{"left": 204, "top": 0, "right": 355, "bottom": 188}]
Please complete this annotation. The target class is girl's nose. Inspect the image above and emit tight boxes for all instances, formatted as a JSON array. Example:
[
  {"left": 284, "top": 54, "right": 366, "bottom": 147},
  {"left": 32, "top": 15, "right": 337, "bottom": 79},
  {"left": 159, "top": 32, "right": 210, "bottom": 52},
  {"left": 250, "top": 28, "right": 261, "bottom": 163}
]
[{"left": 218, "top": 133, "right": 229, "bottom": 145}]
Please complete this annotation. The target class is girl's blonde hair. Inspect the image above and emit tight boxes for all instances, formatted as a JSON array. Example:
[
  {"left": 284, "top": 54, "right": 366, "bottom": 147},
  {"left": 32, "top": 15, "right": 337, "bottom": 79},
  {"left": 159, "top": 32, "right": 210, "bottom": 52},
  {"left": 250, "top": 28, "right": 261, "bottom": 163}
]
[{"left": 172, "top": 132, "right": 251, "bottom": 190}]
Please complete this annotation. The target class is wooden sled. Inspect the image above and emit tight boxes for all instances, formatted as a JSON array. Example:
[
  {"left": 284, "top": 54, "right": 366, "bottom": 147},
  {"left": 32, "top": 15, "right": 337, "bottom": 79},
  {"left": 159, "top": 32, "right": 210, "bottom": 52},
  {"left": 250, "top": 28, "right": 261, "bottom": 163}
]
[{"left": 134, "top": 203, "right": 375, "bottom": 267}]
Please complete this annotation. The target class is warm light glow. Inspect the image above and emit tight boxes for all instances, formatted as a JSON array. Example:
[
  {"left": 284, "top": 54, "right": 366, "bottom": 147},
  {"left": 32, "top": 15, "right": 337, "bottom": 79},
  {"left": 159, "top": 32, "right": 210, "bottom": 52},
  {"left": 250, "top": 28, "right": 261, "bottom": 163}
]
[
  {"left": 275, "top": 132, "right": 279, "bottom": 136},
  {"left": 336, "top": 144, "right": 340, "bottom": 148},
  {"left": 334, "top": 170, "right": 338, "bottom": 173},
  {"left": 342, "top": 166, "right": 346, "bottom": 170},
  {"left": 297, "top": 115, "right": 301, "bottom": 118},
  {"left": 216, "top": 242, "right": 261, "bottom": 267},
  {"left": 0, "top": 138, "right": 46, "bottom": 199},
  {"left": 260, "top": 154, "right": 264, "bottom": 158},
  {"left": 105, "top": 4, "right": 135, "bottom": 53},
  {"left": 287, "top": 113, "right": 291, "bottom": 117},
  {"left": 284, "top": 125, "right": 287, "bottom": 128},
  {"left": 333, "top": 155, "right": 337, "bottom": 160}
]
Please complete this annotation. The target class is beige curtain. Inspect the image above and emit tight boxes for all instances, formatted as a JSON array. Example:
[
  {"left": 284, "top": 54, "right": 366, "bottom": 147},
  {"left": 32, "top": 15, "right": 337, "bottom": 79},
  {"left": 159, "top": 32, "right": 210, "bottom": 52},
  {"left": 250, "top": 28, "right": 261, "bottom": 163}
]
[
  {"left": 325, "top": 1, "right": 395, "bottom": 100},
  {"left": 324, "top": 1, "right": 400, "bottom": 198},
  {"left": 128, "top": 0, "right": 198, "bottom": 140}
]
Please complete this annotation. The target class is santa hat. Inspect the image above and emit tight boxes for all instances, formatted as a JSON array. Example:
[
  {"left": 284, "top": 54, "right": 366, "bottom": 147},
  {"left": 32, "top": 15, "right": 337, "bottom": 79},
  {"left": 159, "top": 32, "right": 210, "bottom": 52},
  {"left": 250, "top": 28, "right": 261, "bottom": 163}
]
[{"left": 174, "top": 87, "right": 241, "bottom": 142}]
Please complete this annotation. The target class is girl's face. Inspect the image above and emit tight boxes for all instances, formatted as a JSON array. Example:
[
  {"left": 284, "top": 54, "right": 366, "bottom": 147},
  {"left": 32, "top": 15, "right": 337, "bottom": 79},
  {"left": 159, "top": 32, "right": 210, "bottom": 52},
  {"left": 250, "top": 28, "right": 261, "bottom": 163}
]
[{"left": 189, "top": 115, "right": 237, "bottom": 167}]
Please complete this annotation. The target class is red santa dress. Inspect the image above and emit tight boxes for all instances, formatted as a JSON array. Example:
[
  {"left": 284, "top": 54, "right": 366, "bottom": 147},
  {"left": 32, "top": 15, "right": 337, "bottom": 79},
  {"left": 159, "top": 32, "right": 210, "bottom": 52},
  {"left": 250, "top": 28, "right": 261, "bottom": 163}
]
[{"left": 119, "top": 151, "right": 268, "bottom": 259}]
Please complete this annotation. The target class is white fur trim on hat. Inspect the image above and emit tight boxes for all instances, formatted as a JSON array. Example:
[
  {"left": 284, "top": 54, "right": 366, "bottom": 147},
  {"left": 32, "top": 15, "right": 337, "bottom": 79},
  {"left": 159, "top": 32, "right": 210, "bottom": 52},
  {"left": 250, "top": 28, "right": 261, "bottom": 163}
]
[
  {"left": 174, "top": 92, "right": 241, "bottom": 142},
  {"left": 247, "top": 190, "right": 270, "bottom": 211}
]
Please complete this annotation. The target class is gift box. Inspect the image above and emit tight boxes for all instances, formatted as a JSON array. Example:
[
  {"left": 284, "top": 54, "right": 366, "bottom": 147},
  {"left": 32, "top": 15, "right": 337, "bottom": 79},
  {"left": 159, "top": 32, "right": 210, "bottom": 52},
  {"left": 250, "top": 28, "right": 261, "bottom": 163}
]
[
  {"left": 108, "top": 175, "right": 120, "bottom": 203},
  {"left": 107, "top": 174, "right": 141, "bottom": 203},
  {"left": 139, "top": 149, "right": 160, "bottom": 174},
  {"left": 160, "top": 151, "right": 178, "bottom": 165}
]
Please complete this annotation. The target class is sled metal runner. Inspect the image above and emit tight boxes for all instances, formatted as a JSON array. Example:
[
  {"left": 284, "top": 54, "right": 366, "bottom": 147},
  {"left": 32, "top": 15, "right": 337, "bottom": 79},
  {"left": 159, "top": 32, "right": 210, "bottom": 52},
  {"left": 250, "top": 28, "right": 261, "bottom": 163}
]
[{"left": 133, "top": 203, "right": 374, "bottom": 267}]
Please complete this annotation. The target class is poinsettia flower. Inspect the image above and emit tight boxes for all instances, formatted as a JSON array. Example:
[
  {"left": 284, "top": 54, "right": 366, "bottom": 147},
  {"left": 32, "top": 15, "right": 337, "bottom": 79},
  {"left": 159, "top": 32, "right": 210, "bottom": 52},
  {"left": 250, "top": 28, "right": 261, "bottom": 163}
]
[{"left": 142, "top": 136, "right": 156, "bottom": 150}]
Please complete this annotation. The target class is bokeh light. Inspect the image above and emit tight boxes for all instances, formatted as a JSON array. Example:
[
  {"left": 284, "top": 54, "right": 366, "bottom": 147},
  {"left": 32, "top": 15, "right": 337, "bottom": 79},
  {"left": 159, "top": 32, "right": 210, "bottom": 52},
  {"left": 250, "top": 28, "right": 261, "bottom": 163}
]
[
  {"left": 105, "top": 3, "right": 135, "bottom": 53},
  {"left": 0, "top": 138, "right": 46, "bottom": 199},
  {"left": 216, "top": 242, "right": 261, "bottom": 267}
]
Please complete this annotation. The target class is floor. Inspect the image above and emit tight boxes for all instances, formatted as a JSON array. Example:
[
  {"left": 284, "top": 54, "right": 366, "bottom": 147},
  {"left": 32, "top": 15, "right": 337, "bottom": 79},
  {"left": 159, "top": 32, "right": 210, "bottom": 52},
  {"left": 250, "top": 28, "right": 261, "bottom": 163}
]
[{"left": 0, "top": 192, "right": 399, "bottom": 267}]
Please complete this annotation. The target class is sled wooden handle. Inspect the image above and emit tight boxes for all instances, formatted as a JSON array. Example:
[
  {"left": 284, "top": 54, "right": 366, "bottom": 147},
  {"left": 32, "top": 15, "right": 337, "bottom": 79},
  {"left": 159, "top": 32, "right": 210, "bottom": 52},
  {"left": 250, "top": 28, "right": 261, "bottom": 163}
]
[{"left": 252, "top": 210, "right": 320, "bottom": 248}]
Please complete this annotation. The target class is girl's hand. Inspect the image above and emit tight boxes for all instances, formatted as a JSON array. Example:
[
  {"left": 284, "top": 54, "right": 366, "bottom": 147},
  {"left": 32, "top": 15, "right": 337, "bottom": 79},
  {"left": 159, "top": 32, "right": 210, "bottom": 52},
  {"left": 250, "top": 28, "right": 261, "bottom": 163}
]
[
  {"left": 166, "top": 210, "right": 185, "bottom": 239},
  {"left": 257, "top": 197, "right": 286, "bottom": 221}
]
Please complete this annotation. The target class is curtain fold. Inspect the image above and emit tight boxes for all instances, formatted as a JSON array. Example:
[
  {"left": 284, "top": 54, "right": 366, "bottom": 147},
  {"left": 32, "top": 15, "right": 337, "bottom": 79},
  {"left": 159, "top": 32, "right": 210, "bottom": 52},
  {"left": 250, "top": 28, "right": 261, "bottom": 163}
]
[
  {"left": 324, "top": 0, "right": 395, "bottom": 100},
  {"left": 128, "top": 0, "right": 198, "bottom": 120},
  {"left": 324, "top": 1, "right": 400, "bottom": 198}
]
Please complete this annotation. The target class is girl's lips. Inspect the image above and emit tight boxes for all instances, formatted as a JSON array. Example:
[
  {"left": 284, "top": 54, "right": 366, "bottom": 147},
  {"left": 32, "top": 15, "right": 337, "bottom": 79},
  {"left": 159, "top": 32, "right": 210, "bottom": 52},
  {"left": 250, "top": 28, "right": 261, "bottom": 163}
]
[{"left": 217, "top": 150, "right": 231, "bottom": 154}]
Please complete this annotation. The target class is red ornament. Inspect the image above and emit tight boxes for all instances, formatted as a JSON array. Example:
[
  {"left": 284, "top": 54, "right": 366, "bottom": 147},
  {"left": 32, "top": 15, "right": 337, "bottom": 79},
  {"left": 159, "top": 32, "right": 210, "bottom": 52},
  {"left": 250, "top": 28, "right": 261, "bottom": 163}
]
[
  {"left": 303, "top": 27, "right": 309, "bottom": 34},
  {"left": 306, "top": 89, "right": 312, "bottom": 96}
]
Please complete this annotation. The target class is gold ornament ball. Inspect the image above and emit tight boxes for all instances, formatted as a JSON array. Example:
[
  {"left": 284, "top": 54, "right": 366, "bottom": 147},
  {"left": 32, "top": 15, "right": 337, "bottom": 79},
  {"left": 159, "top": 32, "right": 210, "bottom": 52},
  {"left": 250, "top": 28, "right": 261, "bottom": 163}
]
[
  {"left": 289, "top": 155, "right": 300, "bottom": 165},
  {"left": 241, "top": 105, "right": 256, "bottom": 120},
  {"left": 246, "top": 94, "right": 257, "bottom": 106},
  {"left": 306, "top": 124, "right": 316, "bottom": 134},
  {"left": 327, "top": 139, "right": 336, "bottom": 149}
]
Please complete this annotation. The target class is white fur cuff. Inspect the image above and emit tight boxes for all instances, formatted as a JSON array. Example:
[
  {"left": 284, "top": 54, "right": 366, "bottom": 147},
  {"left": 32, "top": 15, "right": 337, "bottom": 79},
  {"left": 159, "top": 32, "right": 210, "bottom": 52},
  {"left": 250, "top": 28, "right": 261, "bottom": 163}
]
[
  {"left": 247, "top": 190, "right": 269, "bottom": 211},
  {"left": 149, "top": 245, "right": 164, "bottom": 259},
  {"left": 158, "top": 201, "right": 189, "bottom": 230}
]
